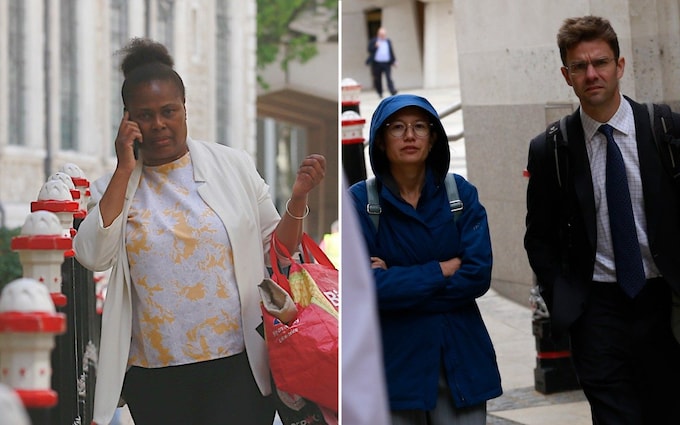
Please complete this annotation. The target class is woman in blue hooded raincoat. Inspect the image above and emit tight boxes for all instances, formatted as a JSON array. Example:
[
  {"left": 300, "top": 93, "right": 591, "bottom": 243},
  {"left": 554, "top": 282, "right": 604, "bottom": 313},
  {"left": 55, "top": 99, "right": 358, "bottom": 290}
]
[{"left": 348, "top": 94, "right": 502, "bottom": 424}]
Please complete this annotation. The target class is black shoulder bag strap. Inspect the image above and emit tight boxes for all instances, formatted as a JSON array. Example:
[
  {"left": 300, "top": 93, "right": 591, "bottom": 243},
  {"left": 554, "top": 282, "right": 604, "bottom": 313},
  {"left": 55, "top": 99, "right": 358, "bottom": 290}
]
[
  {"left": 647, "top": 103, "right": 680, "bottom": 187},
  {"left": 547, "top": 115, "right": 571, "bottom": 274},
  {"left": 547, "top": 116, "right": 569, "bottom": 189}
]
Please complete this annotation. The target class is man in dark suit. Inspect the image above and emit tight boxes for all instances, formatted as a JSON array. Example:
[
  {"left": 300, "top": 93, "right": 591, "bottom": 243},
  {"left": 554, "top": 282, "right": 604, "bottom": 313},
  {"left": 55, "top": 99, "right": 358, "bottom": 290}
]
[
  {"left": 524, "top": 15, "right": 680, "bottom": 425},
  {"left": 366, "top": 27, "right": 397, "bottom": 98}
]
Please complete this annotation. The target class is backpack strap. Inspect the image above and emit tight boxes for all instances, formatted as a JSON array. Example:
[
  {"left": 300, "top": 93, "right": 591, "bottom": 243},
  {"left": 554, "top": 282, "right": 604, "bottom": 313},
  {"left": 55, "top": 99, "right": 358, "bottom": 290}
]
[
  {"left": 365, "top": 174, "right": 463, "bottom": 233},
  {"left": 365, "top": 177, "right": 381, "bottom": 231},
  {"left": 547, "top": 115, "right": 571, "bottom": 275},
  {"left": 445, "top": 173, "right": 463, "bottom": 221},
  {"left": 647, "top": 102, "right": 680, "bottom": 181},
  {"left": 548, "top": 116, "right": 569, "bottom": 189}
]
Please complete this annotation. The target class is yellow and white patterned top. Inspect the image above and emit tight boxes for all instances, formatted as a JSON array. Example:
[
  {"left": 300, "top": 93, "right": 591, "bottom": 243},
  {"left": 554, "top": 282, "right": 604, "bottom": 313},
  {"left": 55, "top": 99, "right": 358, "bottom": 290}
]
[{"left": 125, "top": 152, "right": 244, "bottom": 368}]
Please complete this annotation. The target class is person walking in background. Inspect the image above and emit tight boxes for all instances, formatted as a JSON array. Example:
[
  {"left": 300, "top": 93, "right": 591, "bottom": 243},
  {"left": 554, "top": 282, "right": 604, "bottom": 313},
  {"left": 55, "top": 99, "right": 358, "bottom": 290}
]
[
  {"left": 348, "top": 94, "right": 501, "bottom": 425},
  {"left": 524, "top": 15, "right": 680, "bottom": 424},
  {"left": 366, "top": 27, "right": 398, "bottom": 98},
  {"left": 73, "top": 38, "right": 326, "bottom": 425}
]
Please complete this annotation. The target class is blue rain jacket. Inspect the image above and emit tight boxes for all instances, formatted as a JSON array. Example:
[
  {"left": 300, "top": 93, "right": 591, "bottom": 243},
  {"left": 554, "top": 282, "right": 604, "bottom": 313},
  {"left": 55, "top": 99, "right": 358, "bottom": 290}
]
[{"left": 348, "top": 94, "right": 502, "bottom": 410}]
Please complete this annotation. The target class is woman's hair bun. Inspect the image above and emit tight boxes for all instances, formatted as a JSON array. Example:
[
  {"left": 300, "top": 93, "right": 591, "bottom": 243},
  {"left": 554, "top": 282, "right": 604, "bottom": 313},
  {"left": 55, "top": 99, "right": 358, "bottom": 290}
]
[{"left": 120, "top": 37, "right": 174, "bottom": 78}]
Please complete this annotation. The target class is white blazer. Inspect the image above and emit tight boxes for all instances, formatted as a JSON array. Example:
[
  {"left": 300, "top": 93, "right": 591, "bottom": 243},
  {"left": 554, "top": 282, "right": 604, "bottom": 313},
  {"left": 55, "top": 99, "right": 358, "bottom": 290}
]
[{"left": 74, "top": 138, "right": 280, "bottom": 425}]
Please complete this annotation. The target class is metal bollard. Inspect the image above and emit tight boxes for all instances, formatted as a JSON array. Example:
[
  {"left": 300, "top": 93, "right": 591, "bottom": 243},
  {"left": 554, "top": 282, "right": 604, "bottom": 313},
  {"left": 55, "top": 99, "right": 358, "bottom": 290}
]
[
  {"left": 26, "top": 165, "right": 99, "bottom": 425},
  {"left": 341, "top": 77, "right": 361, "bottom": 114},
  {"left": 31, "top": 179, "right": 80, "bottom": 244},
  {"left": 47, "top": 171, "right": 85, "bottom": 228},
  {"left": 529, "top": 284, "right": 580, "bottom": 394},
  {"left": 341, "top": 78, "right": 367, "bottom": 185},
  {"left": 11, "top": 211, "right": 72, "bottom": 308},
  {"left": 524, "top": 168, "right": 580, "bottom": 394},
  {"left": 59, "top": 163, "right": 91, "bottom": 220},
  {"left": 6, "top": 210, "right": 71, "bottom": 424},
  {"left": 0, "top": 277, "right": 67, "bottom": 423}
]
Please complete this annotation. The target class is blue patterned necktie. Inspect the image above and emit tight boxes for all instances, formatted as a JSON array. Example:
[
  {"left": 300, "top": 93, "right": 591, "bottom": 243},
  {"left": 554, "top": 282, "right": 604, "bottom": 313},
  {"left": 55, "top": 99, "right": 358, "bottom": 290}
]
[{"left": 599, "top": 124, "right": 645, "bottom": 298}]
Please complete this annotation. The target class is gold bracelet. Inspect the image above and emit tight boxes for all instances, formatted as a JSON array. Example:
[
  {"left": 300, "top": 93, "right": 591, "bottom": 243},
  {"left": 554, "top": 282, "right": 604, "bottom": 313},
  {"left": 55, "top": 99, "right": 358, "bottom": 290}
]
[{"left": 285, "top": 198, "right": 310, "bottom": 220}]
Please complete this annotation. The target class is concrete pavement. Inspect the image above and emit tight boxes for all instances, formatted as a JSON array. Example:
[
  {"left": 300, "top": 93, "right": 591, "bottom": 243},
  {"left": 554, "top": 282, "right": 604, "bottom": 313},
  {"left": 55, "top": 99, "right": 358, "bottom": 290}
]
[{"left": 479, "top": 288, "right": 590, "bottom": 425}]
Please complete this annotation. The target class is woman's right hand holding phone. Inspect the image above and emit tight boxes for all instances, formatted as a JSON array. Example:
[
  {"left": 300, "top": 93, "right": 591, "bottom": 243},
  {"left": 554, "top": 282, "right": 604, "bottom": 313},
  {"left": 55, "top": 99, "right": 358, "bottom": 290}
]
[
  {"left": 115, "top": 111, "right": 142, "bottom": 170},
  {"left": 98, "top": 111, "right": 143, "bottom": 227}
]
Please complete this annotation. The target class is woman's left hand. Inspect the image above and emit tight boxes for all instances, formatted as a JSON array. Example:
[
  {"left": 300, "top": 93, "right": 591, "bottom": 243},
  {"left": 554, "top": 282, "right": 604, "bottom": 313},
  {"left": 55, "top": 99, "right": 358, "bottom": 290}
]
[
  {"left": 291, "top": 154, "right": 326, "bottom": 197},
  {"left": 371, "top": 256, "right": 387, "bottom": 270},
  {"left": 275, "top": 154, "right": 326, "bottom": 249}
]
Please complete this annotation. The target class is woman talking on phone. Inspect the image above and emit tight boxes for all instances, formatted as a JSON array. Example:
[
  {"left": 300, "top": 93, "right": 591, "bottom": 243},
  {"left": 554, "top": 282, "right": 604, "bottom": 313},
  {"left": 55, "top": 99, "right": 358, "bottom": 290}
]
[{"left": 74, "top": 38, "right": 325, "bottom": 425}]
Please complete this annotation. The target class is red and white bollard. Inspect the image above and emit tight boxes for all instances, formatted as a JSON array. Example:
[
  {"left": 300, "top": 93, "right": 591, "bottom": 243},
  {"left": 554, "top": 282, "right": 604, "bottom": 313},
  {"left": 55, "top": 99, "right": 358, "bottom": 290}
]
[
  {"left": 11, "top": 210, "right": 73, "bottom": 308},
  {"left": 341, "top": 109, "right": 368, "bottom": 185},
  {"left": 0, "top": 277, "right": 66, "bottom": 410},
  {"left": 341, "top": 77, "right": 362, "bottom": 114},
  {"left": 31, "top": 179, "right": 79, "bottom": 242},
  {"left": 48, "top": 171, "right": 83, "bottom": 218},
  {"left": 59, "top": 163, "right": 90, "bottom": 220},
  {"left": 341, "top": 110, "right": 366, "bottom": 145}
]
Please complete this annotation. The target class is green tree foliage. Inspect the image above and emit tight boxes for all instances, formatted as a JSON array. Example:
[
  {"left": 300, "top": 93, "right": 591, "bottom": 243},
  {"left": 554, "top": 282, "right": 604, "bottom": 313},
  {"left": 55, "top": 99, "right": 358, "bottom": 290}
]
[
  {"left": 256, "top": 0, "right": 338, "bottom": 89},
  {"left": 0, "top": 227, "right": 22, "bottom": 293}
]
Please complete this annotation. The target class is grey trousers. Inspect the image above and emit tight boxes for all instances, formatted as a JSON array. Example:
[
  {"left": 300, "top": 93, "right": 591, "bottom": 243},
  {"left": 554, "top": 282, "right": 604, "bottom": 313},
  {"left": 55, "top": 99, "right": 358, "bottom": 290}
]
[{"left": 390, "top": 365, "right": 487, "bottom": 425}]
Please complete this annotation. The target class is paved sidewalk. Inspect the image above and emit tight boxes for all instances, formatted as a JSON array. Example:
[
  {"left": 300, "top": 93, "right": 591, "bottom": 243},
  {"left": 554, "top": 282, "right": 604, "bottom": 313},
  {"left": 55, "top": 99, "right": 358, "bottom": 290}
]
[{"left": 479, "top": 288, "right": 590, "bottom": 425}]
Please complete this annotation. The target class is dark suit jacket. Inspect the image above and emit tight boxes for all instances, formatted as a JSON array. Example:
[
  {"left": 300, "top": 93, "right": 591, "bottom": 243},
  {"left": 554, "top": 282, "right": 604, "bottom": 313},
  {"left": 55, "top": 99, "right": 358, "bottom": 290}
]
[
  {"left": 524, "top": 97, "right": 680, "bottom": 334},
  {"left": 366, "top": 37, "right": 396, "bottom": 66}
]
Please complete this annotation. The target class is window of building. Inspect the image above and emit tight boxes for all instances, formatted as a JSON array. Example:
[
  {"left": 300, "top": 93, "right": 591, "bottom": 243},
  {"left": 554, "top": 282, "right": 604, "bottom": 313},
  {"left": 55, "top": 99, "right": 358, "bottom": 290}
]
[
  {"left": 256, "top": 118, "right": 308, "bottom": 209},
  {"left": 156, "top": 0, "right": 175, "bottom": 51},
  {"left": 8, "top": 0, "right": 25, "bottom": 146},
  {"left": 365, "top": 8, "right": 382, "bottom": 42},
  {"left": 59, "top": 0, "right": 78, "bottom": 151},
  {"left": 110, "top": 0, "right": 129, "bottom": 154},
  {"left": 215, "top": 0, "right": 231, "bottom": 145}
]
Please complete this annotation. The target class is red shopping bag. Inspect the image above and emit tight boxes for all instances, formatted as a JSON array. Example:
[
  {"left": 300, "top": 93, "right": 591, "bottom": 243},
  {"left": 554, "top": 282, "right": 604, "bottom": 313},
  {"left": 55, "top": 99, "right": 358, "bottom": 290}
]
[{"left": 261, "top": 232, "right": 339, "bottom": 412}]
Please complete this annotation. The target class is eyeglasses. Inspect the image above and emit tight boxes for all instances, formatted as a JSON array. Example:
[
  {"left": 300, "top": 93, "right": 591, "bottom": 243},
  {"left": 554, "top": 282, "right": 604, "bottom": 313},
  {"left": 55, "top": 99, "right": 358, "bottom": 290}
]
[
  {"left": 566, "top": 57, "right": 616, "bottom": 76},
  {"left": 385, "top": 121, "right": 432, "bottom": 138}
]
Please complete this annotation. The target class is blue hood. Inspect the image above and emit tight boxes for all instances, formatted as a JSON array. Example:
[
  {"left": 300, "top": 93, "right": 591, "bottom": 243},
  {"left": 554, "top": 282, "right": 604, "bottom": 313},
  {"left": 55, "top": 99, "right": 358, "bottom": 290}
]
[{"left": 368, "top": 94, "right": 450, "bottom": 184}]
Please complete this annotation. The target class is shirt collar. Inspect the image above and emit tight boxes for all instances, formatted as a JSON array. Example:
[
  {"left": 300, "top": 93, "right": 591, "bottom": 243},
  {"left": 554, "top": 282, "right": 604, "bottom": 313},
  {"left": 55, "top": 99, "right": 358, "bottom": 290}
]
[{"left": 579, "top": 93, "right": 634, "bottom": 142}]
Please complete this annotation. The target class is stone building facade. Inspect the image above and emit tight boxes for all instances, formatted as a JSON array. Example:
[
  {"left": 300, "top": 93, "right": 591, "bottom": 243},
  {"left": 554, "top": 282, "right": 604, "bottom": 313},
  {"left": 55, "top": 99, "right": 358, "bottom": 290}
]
[
  {"left": 0, "top": 0, "right": 338, "bottom": 240},
  {"left": 342, "top": 0, "right": 680, "bottom": 305}
]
